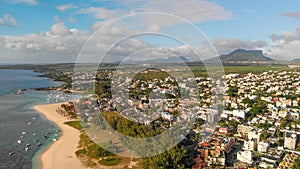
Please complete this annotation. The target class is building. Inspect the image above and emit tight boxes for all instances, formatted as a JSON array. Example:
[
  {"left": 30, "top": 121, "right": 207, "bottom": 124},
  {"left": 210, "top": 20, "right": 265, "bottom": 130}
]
[
  {"left": 284, "top": 132, "right": 297, "bottom": 150},
  {"left": 257, "top": 141, "right": 270, "bottom": 153},
  {"left": 244, "top": 139, "right": 257, "bottom": 151},
  {"left": 237, "top": 150, "right": 253, "bottom": 164},
  {"left": 237, "top": 125, "right": 253, "bottom": 137},
  {"left": 233, "top": 109, "right": 245, "bottom": 118},
  {"left": 248, "top": 129, "right": 262, "bottom": 142}
]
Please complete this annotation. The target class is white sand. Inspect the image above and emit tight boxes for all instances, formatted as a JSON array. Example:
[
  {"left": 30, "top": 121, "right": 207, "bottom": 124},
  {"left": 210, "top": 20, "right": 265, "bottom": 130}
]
[{"left": 34, "top": 103, "right": 86, "bottom": 169}]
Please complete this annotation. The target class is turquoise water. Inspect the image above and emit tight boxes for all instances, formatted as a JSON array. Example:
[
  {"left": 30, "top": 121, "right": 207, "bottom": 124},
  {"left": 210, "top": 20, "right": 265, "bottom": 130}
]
[{"left": 0, "top": 69, "right": 73, "bottom": 169}]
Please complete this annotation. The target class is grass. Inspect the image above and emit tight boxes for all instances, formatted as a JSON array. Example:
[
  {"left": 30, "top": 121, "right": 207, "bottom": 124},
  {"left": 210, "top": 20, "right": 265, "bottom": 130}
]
[
  {"left": 98, "top": 157, "right": 121, "bottom": 166},
  {"left": 64, "top": 121, "right": 83, "bottom": 130},
  {"left": 75, "top": 148, "right": 87, "bottom": 156}
]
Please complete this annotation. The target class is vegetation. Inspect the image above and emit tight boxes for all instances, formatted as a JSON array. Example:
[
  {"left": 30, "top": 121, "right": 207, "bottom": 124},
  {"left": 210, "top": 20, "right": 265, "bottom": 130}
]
[
  {"left": 78, "top": 132, "right": 113, "bottom": 158},
  {"left": 142, "top": 145, "right": 186, "bottom": 169},
  {"left": 292, "top": 156, "right": 300, "bottom": 169},
  {"left": 64, "top": 121, "right": 83, "bottom": 130},
  {"left": 98, "top": 157, "right": 121, "bottom": 166}
]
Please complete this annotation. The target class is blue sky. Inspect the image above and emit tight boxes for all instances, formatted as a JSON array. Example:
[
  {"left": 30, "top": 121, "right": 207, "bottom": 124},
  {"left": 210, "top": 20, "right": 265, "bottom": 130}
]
[{"left": 1, "top": 0, "right": 300, "bottom": 63}]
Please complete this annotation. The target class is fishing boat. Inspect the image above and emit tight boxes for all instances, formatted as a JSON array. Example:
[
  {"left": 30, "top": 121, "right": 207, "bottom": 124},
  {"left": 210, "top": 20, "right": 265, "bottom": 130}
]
[{"left": 8, "top": 152, "right": 14, "bottom": 156}]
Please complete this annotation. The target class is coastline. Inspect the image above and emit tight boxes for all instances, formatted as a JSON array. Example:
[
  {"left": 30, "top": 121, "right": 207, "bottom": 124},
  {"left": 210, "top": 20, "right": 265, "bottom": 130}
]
[{"left": 34, "top": 103, "right": 86, "bottom": 169}]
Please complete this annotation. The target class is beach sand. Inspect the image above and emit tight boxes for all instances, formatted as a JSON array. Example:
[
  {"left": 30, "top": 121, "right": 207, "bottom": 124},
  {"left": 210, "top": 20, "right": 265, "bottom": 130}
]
[{"left": 34, "top": 103, "right": 86, "bottom": 169}]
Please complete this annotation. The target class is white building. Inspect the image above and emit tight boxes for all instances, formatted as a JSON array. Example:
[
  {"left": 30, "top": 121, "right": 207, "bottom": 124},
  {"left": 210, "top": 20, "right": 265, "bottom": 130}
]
[
  {"left": 237, "top": 150, "right": 253, "bottom": 164},
  {"left": 233, "top": 110, "right": 245, "bottom": 118},
  {"left": 257, "top": 141, "right": 270, "bottom": 153},
  {"left": 244, "top": 139, "right": 257, "bottom": 151},
  {"left": 284, "top": 132, "right": 297, "bottom": 150},
  {"left": 248, "top": 129, "right": 262, "bottom": 142}
]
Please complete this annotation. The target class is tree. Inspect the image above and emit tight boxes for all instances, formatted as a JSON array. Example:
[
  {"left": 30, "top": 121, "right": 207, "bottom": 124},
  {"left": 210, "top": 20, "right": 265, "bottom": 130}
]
[
  {"left": 292, "top": 156, "right": 300, "bottom": 169},
  {"left": 261, "top": 130, "right": 268, "bottom": 141}
]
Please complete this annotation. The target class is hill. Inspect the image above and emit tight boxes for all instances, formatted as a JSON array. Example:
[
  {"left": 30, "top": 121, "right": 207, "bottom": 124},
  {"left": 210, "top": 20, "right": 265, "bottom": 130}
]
[
  {"left": 291, "top": 58, "right": 300, "bottom": 62},
  {"left": 206, "top": 49, "right": 275, "bottom": 63}
]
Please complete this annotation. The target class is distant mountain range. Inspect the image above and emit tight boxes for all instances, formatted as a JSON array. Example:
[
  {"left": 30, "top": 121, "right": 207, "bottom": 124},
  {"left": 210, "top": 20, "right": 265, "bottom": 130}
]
[
  {"left": 206, "top": 49, "right": 275, "bottom": 63},
  {"left": 125, "top": 49, "right": 300, "bottom": 64},
  {"left": 291, "top": 58, "right": 300, "bottom": 62}
]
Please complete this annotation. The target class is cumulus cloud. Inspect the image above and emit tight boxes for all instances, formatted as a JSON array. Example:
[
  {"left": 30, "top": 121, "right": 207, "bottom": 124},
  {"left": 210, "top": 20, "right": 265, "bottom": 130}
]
[
  {"left": 0, "top": 22, "right": 160, "bottom": 63},
  {"left": 75, "top": 7, "right": 120, "bottom": 19},
  {"left": 213, "top": 38, "right": 267, "bottom": 55},
  {"left": 265, "top": 26, "right": 300, "bottom": 61},
  {"left": 1, "top": 0, "right": 234, "bottom": 63},
  {"left": 57, "top": 3, "right": 78, "bottom": 12},
  {"left": 137, "top": 0, "right": 231, "bottom": 23},
  {"left": 0, "top": 22, "right": 88, "bottom": 63},
  {"left": 76, "top": 0, "right": 231, "bottom": 31},
  {"left": 49, "top": 22, "right": 73, "bottom": 36},
  {"left": 0, "top": 14, "right": 18, "bottom": 27}
]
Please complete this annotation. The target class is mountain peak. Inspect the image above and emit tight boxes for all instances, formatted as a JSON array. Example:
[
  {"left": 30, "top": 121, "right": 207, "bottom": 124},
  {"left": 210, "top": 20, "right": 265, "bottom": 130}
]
[{"left": 220, "top": 49, "right": 274, "bottom": 62}]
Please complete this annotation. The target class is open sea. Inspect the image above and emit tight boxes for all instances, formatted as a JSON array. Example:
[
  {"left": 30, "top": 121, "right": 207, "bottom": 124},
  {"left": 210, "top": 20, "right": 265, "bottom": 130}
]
[{"left": 0, "top": 69, "right": 76, "bottom": 169}]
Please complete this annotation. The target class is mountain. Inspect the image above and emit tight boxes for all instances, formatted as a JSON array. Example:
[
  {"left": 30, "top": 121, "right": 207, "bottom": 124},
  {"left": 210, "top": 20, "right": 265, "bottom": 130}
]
[
  {"left": 206, "top": 49, "right": 275, "bottom": 63},
  {"left": 220, "top": 49, "right": 274, "bottom": 62},
  {"left": 126, "top": 56, "right": 190, "bottom": 64},
  {"left": 291, "top": 58, "right": 300, "bottom": 62}
]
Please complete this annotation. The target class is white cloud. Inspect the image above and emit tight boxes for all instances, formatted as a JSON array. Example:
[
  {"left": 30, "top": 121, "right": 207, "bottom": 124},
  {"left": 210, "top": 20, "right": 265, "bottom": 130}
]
[
  {"left": 8, "top": 0, "right": 38, "bottom": 5},
  {"left": 75, "top": 7, "right": 119, "bottom": 19},
  {"left": 0, "top": 14, "right": 18, "bottom": 27},
  {"left": 0, "top": 22, "right": 155, "bottom": 63},
  {"left": 76, "top": 0, "right": 231, "bottom": 31},
  {"left": 147, "top": 24, "right": 160, "bottom": 32},
  {"left": 137, "top": 0, "right": 231, "bottom": 23},
  {"left": 213, "top": 38, "right": 267, "bottom": 55},
  {"left": 68, "top": 17, "right": 76, "bottom": 23},
  {"left": 57, "top": 3, "right": 78, "bottom": 12},
  {"left": 54, "top": 16, "right": 62, "bottom": 22},
  {"left": 265, "top": 26, "right": 300, "bottom": 61},
  {"left": 49, "top": 22, "right": 73, "bottom": 36},
  {"left": 0, "top": 0, "right": 234, "bottom": 63}
]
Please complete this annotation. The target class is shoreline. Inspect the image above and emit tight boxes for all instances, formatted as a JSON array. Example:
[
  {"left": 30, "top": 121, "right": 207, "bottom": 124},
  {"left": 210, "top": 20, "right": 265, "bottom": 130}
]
[{"left": 34, "top": 103, "right": 86, "bottom": 169}]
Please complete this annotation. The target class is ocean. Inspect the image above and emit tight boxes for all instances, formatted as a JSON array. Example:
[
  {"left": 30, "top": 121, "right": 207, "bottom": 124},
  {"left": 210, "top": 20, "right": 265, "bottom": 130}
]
[{"left": 0, "top": 69, "right": 75, "bottom": 169}]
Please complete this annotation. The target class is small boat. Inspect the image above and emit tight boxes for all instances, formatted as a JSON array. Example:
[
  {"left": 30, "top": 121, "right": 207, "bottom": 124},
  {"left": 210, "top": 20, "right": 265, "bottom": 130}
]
[
  {"left": 25, "top": 143, "right": 30, "bottom": 148},
  {"left": 53, "top": 138, "right": 58, "bottom": 142},
  {"left": 25, "top": 147, "right": 29, "bottom": 152},
  {"left": 20, "top": 135, "right": 24, "bottom": 139},
  {"left": 37, "top": 143, "right": 42, "bottom": 146},
  {"left": 32, "top": 133, "right": 36, "bottom": 136},
  {"left": 27, "top": 122, "right": 32, "bottom": 125},
  {"left": 32, "top": 117, "right": 36, "bottom": 120},
  {"left": 22, "top": 132, "right": 26, "bottom": 135},
  {"left": 8, "top": 152, "right": 14, "bottom": 156},
  {"left": 17, "top": 140, "right": 22, "bottom": 144},
  {"left": 44, "top": 135, "right": 49, "bottom": 139}
]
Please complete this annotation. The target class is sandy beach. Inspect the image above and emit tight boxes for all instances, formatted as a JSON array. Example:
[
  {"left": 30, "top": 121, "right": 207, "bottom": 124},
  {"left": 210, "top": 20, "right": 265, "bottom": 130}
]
[{"left": 34, "top": 103, "right": 86, "bottom": 169}]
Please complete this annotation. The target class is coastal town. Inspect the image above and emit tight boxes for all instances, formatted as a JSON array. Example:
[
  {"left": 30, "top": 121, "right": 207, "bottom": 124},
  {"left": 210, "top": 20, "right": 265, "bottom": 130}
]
[{"left": 63, "top": 66, "right": 300, "bottom": 169}]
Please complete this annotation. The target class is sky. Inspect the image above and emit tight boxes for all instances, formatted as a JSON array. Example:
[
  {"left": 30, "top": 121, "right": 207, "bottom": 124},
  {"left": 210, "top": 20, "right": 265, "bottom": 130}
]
[{"left": 1, "top": 0, "right": 300, "bottom": 63}]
